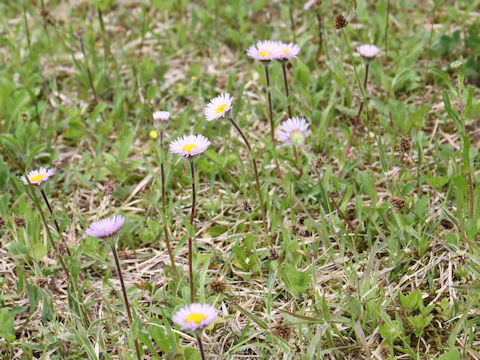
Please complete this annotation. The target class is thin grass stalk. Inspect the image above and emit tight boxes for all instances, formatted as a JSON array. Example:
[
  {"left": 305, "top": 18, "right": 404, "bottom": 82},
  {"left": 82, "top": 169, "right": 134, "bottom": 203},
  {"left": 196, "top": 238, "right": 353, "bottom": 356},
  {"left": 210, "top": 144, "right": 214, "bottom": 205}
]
[
  {"left": 40, "top": 0, "right": 61, "bottom": 104},
  {"left": 97, "top": 8, "right": 111, "bottom": 65},
  {"left": 228, "top": 117, "right": 269, "bottom": 238},
  {"left": 385, "top": 0, "right": 390, "bottom": 59},
  {"left": 23, "top": 0, "right": 31, "bottom": 51},
  {"left": 196, "top": 335, "right": 207, "bottom": 360},
  {"left": 40, "top": 189, "right": 72, "bottom": 257},
  {"left": 188, "top": 160, "right": 196, "bottom": 303},
  {"left": 339, "top": 63, "right": 370, "bottom": 177},
  {"left": 288, "top": 0, "right": 296, "bottom": 42},
  {"left": 78, "top": 37, "right": 100, "bottom": 108},
  {"left": 159, "top": 130, "right": 178, "bottom": 278},
  {"left": 457, "top": 72, "right": 474, "bottom": 219},
  {"left": 315, "top": 9, "right": 323, "bottom": 60},
  {"left": 111, "top": 244, "right": 142, "bottom": 360},
  {"left": 341, "top": 28, "right": 364, "bottom": 98}
]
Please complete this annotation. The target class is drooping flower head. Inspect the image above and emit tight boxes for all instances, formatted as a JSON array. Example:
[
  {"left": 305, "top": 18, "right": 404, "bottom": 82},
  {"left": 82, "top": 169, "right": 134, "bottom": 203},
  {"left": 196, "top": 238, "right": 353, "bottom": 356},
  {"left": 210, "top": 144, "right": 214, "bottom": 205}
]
[
  {"left": 21, "top": 167, "right": 55, "bottom": 185},
  {"left": 172, "top": 303, "right": 217, "bottom": 331},
  {"left": 277, "top": 117, "right": 311, "bottom": 146},
  {"left": 153, "top": 111, "right": 170, "bottom": 128},
  {"left": 86, "top": 215, "right": 125, "bottom": 239},
  {"left": 246, "top": 40, "right": 278, "bottom": 61},
  {"left": 205, "top": 93, "right": 233, "bottom": 121},
  {"left": 357, "top": 44, "right": 380, "bottom": 61},
  {"left": 274, "top": 42, "right": 300, "bottom": 61},
  {"left": 169, "top": 135, "right": 211, "bottom": 158}
]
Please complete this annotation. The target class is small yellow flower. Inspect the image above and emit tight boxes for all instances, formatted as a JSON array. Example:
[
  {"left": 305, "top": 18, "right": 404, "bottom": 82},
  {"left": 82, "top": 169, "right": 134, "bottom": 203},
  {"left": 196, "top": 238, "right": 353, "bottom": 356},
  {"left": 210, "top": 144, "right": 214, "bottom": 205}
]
[{"left": 150, "top": 130, "right": 158, "bottom": 139}]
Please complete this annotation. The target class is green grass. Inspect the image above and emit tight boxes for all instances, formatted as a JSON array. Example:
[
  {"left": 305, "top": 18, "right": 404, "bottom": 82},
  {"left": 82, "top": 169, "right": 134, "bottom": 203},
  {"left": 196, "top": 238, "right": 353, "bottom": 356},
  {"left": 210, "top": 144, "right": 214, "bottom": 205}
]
[{"left": 1, "top": 0, "right": 480, "bottom": 359}]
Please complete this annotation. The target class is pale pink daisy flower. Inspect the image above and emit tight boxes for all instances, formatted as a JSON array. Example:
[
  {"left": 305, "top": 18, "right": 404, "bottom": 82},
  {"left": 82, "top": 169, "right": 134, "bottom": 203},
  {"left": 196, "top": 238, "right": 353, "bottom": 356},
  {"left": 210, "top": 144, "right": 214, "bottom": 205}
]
[
  {"left": 169, "top": 135, "right": 211, "bottom": 158},
  {"left": 21, "top": 167, "right": 55, "bottom": 185},
  {"left": 277, "top": 117, "right": 311, "bottom": 146},
  {"left": 85, "top": 215, "right": 125, "bottom": 239},
  {"left": 172, "top": 303, "right": 217, "bottom": 331},
  {"left": 246, "top": 40, "right": 278, "bottom": 61},
  {"left": 153, "top": 111, "right": 170, "bottom": 125},
  {"left": 357, "top": 44, "right": 380, "bottom": 60},
  {"left": 274, "top": 42, "right": 300, "bottom": 60},
  {"left": 204, "top": 93, "right": 233, "bottom": 121}
]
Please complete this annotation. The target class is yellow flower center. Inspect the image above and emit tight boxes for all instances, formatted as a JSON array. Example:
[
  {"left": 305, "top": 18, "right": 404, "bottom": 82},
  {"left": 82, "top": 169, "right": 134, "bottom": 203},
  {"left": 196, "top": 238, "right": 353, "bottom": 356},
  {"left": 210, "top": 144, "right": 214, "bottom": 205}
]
[
  {"left": 260, "top": 50, "right": 272, "bottom": 58},
  {"left": 185, "top": 313, "right": 206, "bottom": 325},
  {"left": 30, "top": 174, "right": 45, "bottom": 182},
  {"left": 182, "top": 144, "right": 198, "bottom": 153},
  {"left": 283, "top": 49, "right": 290, "bottom": 54},
  {"left": 216, "top": 104, "right": 227, "bottom": 114},
  {"left": 149, "top": 130, "right": 158, "bottom": 139}
]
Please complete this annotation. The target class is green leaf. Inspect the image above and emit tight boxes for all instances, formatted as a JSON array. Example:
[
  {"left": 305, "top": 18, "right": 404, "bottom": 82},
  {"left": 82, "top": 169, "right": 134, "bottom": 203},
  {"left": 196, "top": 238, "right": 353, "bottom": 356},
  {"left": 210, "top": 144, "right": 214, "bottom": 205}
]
[
  {"left": 438, "top": 349, "right": 460, "bottom": 360},
  {"left": 30, "top": 243, "right": 47, "bottom": 261},
  {"left": 378, "top": 318, "right": 401, "bottom": 343},
  {"left": 282, "top": 263, "right": 310, "bottom": 297},
  {"left": 0, "top": 308, "right": 15, "bottom": 342},
  {"left": 148, "top": 319, "right": 170, "bottom": 354},
  {"left": 399, "top": 290, "right": 422, "bottom": 311},
  {"left": 206, "top": 225, "right": 227, "bottom": 237}
]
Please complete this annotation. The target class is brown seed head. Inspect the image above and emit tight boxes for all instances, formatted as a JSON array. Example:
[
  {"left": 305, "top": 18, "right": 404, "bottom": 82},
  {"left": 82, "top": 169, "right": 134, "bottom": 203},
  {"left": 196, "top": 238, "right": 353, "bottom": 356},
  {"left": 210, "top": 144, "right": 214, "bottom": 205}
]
[
  {"left": 103, "top": 175, "right": 116, "bottom": 196},
  {"left": 35, "top": 278, "right": 48, "bottom": 288},
  {"left": 313, "top": 155, "right": 325, "bottom": 171},
  {"left": 268, "top": 247, "right": 279, "bottom": 260},
  {"left": 272, "top": 324, "right": 293, "bottom": 340},
  {"left": 209, "top": 278, "right": 228, "bottom": 294},
  {"left": 242, "top": 200, "right": 251, "bottom": 213},
  {"left": 75, "top": 27, "right": 85, "bottom": 37},
  {"left": 14, "top": 216, "right": 26, "bottom": 228},
  {"left": 390, "top": 197, "right": 406, "bottom": 210},
  {"left": 57, "top": 242, "right": 67, "bottom": 256},
  {"left": 334, "top": 14, "right": 348, "bottom": 29},
  {"left": 398, "top": 136, "right": 412, "bottom": 153}
]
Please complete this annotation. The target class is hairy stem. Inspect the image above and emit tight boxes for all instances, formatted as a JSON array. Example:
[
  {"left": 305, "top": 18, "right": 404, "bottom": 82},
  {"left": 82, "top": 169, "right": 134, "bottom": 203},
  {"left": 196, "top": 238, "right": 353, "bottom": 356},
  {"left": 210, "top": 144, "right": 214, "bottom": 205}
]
[
  {"left": 196, "top": 334, "right": 207, "bottom": 360},
  {"left": 111, "top": 244, "right": 141, "bottom": 360},
  {"left": 188, "top": 160, "right": 196, "bottom": 303},
  {"left": 264, "top": 65, "right": 284, "bottom": 180},
  {"left": 281, "top": 62, "right": 292, "bottom": 119}
]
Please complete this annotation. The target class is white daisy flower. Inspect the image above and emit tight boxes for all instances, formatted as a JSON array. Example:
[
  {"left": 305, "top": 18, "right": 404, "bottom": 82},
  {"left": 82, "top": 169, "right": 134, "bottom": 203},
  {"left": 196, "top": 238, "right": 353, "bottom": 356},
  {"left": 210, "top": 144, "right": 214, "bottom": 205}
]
[
  {"left": 274, "top": 42, "right": 300, "bottom": 60},
  {"left": 357, "top": 44, "right": 380, "bottom": 60},
  {"left": 169, "top": 134, "right": 211, "bottom": 158},
  {"left": 246, "top": 40, "right": 278, "bottom": 61},
  {"left": 277, "top": 117, "right": 311, "bottom": 146},
  {"left": 85, "top": 215, "right": 125, "bottom": 239},
  {"left": 204, "top": 93, "right": 233, "bottom": 121},
  {"left": 153, "top": 111, "right": 170, "bottom": 126},
  {"left": 172, "top": 303, "right": 217, "bottom": 331},
  {"left": 21, "top": 167, "right": 55, "bottom": 185}
]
